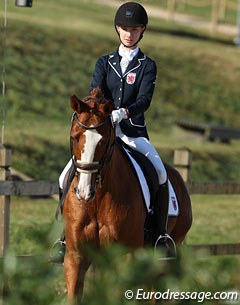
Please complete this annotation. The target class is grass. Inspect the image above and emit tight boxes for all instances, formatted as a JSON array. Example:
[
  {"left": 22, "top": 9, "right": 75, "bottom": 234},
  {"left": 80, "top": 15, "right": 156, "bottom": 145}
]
[
  {"left": 9, "top": 197, "right": 58, "bottom": 254},
  {"left": 187, "top": 194, "right": 240, "bottom": 245},
  {"left": 141, "top": 0, "right": 238, "bottom": 24},
  {"left": 2, "top": 195, "right": 240, "bottom": 305},
  {"left": 8, "top": 194, "right": 240, "bottom": 255},
  {"left": 149, "top": 129, "right": 240, "bottom": 182},
  {"left": 0, "top": 0, "right": 239, "bottom": 181}
]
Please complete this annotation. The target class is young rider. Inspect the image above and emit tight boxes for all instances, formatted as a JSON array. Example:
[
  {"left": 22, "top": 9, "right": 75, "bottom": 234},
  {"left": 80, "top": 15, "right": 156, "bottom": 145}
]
[
  {"left": 51, "top": 2, "right": 173, "bottom": 262},
  {"left": 90, "top": 1, "right": 172, "bottom": 253}
]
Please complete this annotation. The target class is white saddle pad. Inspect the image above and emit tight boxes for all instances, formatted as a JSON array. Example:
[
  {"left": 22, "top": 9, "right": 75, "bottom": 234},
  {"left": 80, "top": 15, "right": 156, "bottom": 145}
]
[{"left": 124, "top": 148, "right": 179, "bottom": 217}]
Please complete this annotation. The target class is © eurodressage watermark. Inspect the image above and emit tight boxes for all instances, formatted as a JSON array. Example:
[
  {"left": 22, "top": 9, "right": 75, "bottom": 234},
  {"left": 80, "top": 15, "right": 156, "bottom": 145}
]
[{"left": 124, "top": 288, "right": 240, "bottom": 303}]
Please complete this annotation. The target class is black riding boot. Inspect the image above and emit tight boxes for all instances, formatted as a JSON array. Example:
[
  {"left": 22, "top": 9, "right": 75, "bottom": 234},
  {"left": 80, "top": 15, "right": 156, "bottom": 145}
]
[
  {"left": 153, "top": 181, "right": 175, "bottom": 258},
  {"left": 50, "top": 163, "right": 76, "bottom": 263},
  {"left": 49, "top": 188, "right": 66, "bottom": 264}
]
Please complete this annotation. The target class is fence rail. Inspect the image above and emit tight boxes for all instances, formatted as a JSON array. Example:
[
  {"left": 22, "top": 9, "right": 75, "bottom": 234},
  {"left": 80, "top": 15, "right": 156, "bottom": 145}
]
[
  {"left": 0, "top": 180, "right": 240, "bottom": 196},
  {"left": 0, "top": 180, "right": 58, "bottom": 196},
  {"left": 189, "top": 243, "right": 240, "bottom": 256},
  {"left": 0, "top": 147, "right": 239, "bottom": 256}
]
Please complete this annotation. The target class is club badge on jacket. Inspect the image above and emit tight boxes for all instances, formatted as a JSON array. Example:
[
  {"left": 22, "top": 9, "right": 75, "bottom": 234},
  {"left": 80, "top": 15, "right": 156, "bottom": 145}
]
[{"left": 126, "top": 73, "right": 136, "bottom": 85}]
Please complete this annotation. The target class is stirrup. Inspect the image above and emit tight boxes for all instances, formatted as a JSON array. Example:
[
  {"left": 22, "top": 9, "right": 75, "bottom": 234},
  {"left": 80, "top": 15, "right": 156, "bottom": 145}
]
[
  {"left": 154, "top": 234, "right": 177, "bottom": 260},
  {"left": 49, "top": 238, "right": 66, "bottom": 264}
]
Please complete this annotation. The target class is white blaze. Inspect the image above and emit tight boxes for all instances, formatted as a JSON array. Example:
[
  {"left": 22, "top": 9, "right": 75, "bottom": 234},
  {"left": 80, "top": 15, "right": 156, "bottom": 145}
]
[{"left": 76, "top": 129, "right": 102, "bottom": 201}]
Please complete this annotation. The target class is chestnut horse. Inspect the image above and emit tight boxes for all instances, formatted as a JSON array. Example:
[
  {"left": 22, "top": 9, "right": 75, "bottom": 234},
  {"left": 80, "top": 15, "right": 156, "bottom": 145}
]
[{"left": 63, "top": 88, "right": 192, "bottom": 304}]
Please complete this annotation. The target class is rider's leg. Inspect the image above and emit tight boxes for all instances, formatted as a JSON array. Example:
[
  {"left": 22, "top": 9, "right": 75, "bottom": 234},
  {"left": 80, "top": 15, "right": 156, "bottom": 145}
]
[
  {"left": 118, "top": 131, "right": 175, "bottom": 256},
  {"left": 49, "top": 187, "right": 66, "bottom": 263},
  {"left": 49, "top": 160, "right": 73, "bottom": 263}
]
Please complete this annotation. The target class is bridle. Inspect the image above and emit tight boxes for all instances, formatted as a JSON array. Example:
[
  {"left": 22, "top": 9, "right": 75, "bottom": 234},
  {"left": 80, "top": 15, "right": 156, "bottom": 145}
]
[
  {"left": 70, "top": 111, "right": 115, "bottom": 188},
  {"left": 73, "top": 111, "right": 110, "bottom": 131},
  {"left": 55, "top": 108, "right": 114, "bottom": 218}
]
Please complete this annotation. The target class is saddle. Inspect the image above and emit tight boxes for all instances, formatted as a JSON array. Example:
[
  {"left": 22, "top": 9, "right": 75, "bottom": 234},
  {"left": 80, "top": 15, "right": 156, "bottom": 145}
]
[{"left": 116, "top": 137, "right": 159, "bottom": 212}]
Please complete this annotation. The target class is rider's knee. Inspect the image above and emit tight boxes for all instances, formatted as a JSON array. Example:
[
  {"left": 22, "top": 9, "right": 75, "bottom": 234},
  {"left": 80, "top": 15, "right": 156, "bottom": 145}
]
[{"left": 157, "top": 167, "right": 167, "bottom": 185}]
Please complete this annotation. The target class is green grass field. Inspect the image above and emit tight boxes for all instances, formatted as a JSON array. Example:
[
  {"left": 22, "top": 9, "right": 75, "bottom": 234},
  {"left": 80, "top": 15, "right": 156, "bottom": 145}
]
[
  {"left": 1, "top": 195, "right": 239, "bottom": 305},
  {"left": 0, "top": 0, "right": 239, "bottom": 181},
  {"left": 141, "top": 0, "right": 238, "bottom": 24},
  {"left": 7, "top": 194, "right": 240, "bottom": 255}
]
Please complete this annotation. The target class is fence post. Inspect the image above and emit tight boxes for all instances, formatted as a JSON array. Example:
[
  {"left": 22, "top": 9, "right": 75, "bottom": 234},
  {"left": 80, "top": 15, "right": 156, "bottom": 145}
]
[
  {"left": 219, "top": 0, "right": 226, "bottom": 21},
  {"left": 0, "top": 146, "right": 11, "bottom": 256},
  {"left": 173, "top": 148, "right": 191, "bottom": 182},
  {"left": 168, "top": 0, "right": 176, "bottom": 21},
  {"left": 211, "top": 0, "right": 219, "bottom": 33}
]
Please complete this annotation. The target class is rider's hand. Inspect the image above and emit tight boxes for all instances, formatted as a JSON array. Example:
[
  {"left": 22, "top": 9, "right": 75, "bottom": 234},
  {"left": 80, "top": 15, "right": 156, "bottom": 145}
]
[{"left": 111, "top": 108, "right": 128, "bottom": 124}]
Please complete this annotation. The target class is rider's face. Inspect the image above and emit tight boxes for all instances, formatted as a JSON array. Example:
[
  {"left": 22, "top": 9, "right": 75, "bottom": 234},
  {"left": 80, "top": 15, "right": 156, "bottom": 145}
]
[{"left": 116, "top": 26, "right": 145, "bottom": 49}]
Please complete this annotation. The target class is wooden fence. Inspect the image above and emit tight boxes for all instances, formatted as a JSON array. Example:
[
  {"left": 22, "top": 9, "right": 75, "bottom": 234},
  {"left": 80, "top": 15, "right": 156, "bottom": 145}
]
[
  {"left": 176, "top": 120, "right": 240, "bottom": 143},
  {"left": 0, "top": 179, "right": 240, "bottom": 197},
  {"left": 166, "top": 0, "right": 239, "bottom": 34},
  {"left": 0, "top": 147, "right": 239, "bottom": 256}
]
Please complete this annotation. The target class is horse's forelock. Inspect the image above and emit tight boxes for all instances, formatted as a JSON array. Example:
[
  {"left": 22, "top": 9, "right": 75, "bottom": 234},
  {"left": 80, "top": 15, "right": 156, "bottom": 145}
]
[
  {"left": 91, "top": 87, "right": 104, "bottom": 101},
  {"left": 80, "top": 88, "right": 108, "bottom": 108}
]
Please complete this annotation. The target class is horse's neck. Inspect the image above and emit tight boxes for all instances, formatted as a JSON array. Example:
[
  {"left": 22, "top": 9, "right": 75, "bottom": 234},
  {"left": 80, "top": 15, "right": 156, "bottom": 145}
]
[
  {"left": 103, "top": 145, "right": 126, "bottom": 185},
  {"left": 109, "top": 144, "right": 123, "bottom": 171}
]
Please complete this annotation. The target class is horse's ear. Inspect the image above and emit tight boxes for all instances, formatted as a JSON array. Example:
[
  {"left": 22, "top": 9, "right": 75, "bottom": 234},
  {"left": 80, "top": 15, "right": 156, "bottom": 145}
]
[
  {"left": 103, "top": 100, "right": 115, "bottom": 115},
  {"left": 70, "top": 95, "right": 80, "bottom": 111},
  {"left": 70, "top": 95, "right": 89, "bottom": 113}
]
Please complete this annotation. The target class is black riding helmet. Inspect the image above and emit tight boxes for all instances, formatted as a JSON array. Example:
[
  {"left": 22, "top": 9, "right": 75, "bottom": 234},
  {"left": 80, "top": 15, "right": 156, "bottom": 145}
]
[
  {"left": 114, "top": 2, "right": 148, "bottom": 27},
  {"left": 114, "top": 2, "right": 148, "bottom": 47}
]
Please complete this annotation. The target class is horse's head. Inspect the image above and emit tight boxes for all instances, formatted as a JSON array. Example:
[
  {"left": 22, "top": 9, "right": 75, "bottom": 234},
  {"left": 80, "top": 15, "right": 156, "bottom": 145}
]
[{"left": 70, "top": 87, "right": 115, "bottom": 202}]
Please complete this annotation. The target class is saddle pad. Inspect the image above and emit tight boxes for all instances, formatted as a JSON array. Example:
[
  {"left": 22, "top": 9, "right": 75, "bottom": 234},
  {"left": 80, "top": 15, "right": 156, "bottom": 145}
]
[{"left": 123, "top": 147, "right": 179, "bottom": 217}]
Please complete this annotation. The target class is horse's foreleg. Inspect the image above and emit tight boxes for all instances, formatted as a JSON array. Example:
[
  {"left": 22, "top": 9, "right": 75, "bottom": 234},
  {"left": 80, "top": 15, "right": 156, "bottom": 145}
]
[{"left": 64, "top": 252, "right": 90, "bottom": 305}]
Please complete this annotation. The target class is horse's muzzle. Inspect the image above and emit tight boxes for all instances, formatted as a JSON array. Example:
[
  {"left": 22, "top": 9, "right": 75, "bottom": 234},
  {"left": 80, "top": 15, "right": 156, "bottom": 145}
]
[{"left": 75, "top": 187, "right": 95, "bottom": 202}]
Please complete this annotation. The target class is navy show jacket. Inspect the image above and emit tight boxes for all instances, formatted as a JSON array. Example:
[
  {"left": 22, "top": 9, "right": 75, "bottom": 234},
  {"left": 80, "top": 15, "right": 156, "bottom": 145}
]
[{"left": 90, "top": 48, "right": 157, "bottom": 139}]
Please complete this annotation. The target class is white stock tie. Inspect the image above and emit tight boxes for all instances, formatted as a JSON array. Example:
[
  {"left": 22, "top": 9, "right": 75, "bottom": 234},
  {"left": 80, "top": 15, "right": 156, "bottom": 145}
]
[
  {"left": 120, "top": 57, "right": 129, "bottom": 74},
  {"left": 119, "top": 45, "right": 139, "bottom": 74}
]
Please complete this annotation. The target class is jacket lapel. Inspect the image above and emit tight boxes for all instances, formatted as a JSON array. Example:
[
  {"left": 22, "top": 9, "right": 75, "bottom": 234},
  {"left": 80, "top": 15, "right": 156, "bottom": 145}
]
[
  {"left": 108, "top": 49, "right": 146, "bottom": 78},
  {"left": 123, "top": 49, "right": 146, "bottom": 77},
  {"left": 108, "top": 51, "right": 122, "bottom": 78}
]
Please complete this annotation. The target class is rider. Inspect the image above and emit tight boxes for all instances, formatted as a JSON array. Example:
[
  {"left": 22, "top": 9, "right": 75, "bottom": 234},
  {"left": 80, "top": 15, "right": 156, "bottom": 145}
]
[
  {"left": 51, "top": 1, "right": 173, "bottom": 262},
  {"left": 90, "top": 1, "right": 172, "bottom": 254}
]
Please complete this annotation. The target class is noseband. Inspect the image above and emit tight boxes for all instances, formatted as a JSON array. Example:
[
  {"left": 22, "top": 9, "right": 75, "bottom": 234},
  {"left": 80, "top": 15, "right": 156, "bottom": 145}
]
[{"left": 71, "top": 111, "right": 114, "bottom": 187}]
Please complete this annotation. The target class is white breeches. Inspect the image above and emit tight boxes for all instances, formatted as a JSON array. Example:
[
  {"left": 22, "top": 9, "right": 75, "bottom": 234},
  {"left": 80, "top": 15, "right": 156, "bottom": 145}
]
[
  {"left": 59, "top": 158, "right": 73, "bottom": 190},
  {"left": 59, "top": 125, "right": 167, "bottom": 188},
  {"left": 116, "top": 125, "right": 167, "bottom": 185}
]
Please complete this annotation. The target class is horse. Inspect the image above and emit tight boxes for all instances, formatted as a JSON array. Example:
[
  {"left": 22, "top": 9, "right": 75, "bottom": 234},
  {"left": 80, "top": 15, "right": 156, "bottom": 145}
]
[{"left": 62, "top": 87, "right": 192, "bottom": 304}]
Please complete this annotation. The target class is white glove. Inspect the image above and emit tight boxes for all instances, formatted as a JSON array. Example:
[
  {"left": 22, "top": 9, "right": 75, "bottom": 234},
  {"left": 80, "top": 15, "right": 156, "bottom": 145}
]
[{"left": 111, "top": 108, "right": 128, "bottom": 124}]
